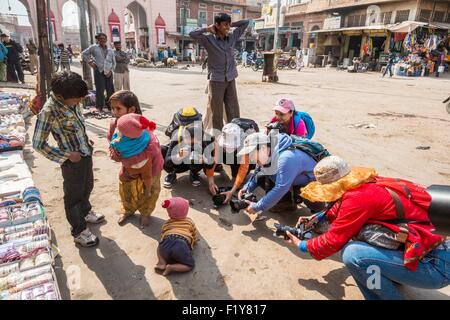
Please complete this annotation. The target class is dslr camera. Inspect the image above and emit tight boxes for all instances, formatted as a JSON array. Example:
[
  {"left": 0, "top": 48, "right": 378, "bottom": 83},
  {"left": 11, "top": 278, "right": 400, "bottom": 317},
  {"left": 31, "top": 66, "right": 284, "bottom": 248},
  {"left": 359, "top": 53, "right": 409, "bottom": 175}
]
[
  {"left": 230, "top": 192, "right": 258, "bottom": 213},
  {"left": 273, "top": 223, "right": 313, "bottom": 240},
  {"left": 266, "top": 122, "right": 286, "bottom": 134},
  {"left": 212, "top": 187, "right": 232, "bottom": 208}
]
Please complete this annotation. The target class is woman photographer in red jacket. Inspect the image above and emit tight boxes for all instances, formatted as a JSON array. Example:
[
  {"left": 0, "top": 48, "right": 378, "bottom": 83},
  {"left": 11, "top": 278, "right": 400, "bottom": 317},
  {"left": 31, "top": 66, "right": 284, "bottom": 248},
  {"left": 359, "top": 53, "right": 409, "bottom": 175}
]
[{"left": 285, "top": 156, "right": 449, "bottom": 300}]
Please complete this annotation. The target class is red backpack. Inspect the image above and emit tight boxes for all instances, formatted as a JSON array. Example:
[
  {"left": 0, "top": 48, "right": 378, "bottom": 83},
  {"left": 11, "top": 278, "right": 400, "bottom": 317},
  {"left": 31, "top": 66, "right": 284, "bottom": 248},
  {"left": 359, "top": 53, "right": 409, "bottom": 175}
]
[{"left": 374, "top": 177, "right": 432, "bottom": 219}]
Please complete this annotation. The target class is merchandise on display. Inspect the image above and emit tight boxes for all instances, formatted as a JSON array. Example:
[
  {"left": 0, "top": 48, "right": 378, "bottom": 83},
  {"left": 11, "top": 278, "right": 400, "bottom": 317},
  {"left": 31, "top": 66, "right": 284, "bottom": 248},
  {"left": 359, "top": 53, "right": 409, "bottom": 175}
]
[{"left": 0, "top": 91, "right": 61, "bottom": 300}]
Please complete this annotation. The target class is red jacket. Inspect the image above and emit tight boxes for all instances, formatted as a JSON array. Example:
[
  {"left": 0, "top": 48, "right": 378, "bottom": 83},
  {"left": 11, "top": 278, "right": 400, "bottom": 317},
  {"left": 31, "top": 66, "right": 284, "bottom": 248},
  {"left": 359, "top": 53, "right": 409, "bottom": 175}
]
[{"left": 307, "top": 182, "right": 444, "bottom": 271}]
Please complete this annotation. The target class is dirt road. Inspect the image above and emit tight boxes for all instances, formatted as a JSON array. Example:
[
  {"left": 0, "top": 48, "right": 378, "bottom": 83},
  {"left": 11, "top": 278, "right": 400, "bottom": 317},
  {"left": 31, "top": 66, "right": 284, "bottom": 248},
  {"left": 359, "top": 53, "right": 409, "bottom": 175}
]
[{"left": 23, "top": 65, "right": 450, "bottom": 300}]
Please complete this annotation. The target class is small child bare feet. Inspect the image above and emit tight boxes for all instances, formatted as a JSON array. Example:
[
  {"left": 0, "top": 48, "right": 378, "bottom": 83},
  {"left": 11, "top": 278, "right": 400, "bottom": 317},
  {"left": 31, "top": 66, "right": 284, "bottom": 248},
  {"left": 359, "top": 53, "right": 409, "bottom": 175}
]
[
  {"left": 162, "top": 264, "right": 174, "bottom": 276},
  {"left": 154, "top": 264, "right": 166, "bottom": 274},
  {"left": 140, "top": 215, "right": 150, "bottom": 228}
]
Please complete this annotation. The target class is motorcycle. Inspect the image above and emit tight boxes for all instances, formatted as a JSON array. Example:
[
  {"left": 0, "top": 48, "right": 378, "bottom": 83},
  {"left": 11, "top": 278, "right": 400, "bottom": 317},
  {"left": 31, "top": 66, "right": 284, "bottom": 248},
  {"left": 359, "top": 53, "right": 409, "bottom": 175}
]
[
  {"left": 251, "top": 57, "right": 264, "bottom": 72},
  {"left": 277, "top": 55, "right": 297, "bottom": 70},
  {"left": 444, "top": 95, "right": 450, "bottom": 114}
]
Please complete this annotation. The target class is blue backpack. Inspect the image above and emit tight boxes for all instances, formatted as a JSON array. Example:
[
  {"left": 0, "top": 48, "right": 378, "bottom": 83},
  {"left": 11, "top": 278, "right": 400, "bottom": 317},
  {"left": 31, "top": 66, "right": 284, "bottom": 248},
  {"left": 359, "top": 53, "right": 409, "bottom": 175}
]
[
  {"left": 293, "top": 111, "right": 315, "bottom": 139},
  {"left": 289, "top": 135, "right": 330, "bottom": 163}
]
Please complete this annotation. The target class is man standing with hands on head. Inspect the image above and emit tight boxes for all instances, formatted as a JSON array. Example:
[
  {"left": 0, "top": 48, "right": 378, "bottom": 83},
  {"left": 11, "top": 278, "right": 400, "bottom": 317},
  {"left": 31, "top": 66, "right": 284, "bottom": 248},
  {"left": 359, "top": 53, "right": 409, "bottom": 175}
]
[
  {"left": 189, "top": 13, "right": 249, "bottom": 133},
  {"left": 82, "top": 33, "right": 116, "bottom": 113}
]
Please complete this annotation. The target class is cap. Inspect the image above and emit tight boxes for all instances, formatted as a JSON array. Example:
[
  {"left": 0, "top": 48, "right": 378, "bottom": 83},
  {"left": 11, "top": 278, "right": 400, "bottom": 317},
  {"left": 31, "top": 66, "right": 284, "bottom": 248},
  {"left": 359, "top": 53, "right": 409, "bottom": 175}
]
[
  {"left": 237, "top": 132, "right": 271, "bottom": 157},
  {"left": 217, "top": 123, "right": 243, "bottom": 152},
  {"left": 273, "top": 97, "right": 295, "bottom": 114}
]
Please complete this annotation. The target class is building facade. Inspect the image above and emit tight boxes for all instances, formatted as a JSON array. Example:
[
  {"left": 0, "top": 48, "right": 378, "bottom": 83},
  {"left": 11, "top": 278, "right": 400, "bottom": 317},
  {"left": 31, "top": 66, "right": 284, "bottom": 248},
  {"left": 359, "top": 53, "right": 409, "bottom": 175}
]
[
  {"left": 174, "top": 0, "right": 263, "bottom": 58},
  {"left": 0, "top": 15, "right": 33, "bottom": 46},
  {"left": 257, "top": 0, "right": 449, "bottom": 60},
  {"left": 18, "top": 0, "right": 178, "bottom": 53}
]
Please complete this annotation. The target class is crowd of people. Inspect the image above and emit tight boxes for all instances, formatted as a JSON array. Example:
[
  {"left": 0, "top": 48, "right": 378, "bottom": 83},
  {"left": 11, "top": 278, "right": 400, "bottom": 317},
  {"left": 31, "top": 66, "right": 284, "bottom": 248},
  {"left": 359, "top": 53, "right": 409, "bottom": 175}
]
[{"left": 29, "top": 12, "right": 449, "bottom": 300}]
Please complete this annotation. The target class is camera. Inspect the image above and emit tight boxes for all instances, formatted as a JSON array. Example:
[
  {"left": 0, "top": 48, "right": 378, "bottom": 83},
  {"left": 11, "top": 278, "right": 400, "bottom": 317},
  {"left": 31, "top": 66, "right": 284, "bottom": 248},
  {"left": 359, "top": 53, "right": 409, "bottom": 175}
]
[
  {"left": 212, "top": 187, "right": 232, "bottom": 208},
  {"left": 230, "top": 193, "right": 257, "bottom": 213},
  {"left": 266, "top": 122, "right": 286, "bottom": 134},
  {"left": 273, "top": 223, "right": 313, "bottom": 240}
]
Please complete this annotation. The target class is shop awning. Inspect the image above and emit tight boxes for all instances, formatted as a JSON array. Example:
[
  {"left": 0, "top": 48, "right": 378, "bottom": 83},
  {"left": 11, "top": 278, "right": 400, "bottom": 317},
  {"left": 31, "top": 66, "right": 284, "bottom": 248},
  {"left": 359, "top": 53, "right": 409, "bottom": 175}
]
[
  {"left": 307, "top": 24, "right": 393, "bottom": 34},
  {"left": 389, "top": 21, "right": 427, "bottom": 33},
  {"left": 427, "top": 22, "right": 450, "bottom": 30}
]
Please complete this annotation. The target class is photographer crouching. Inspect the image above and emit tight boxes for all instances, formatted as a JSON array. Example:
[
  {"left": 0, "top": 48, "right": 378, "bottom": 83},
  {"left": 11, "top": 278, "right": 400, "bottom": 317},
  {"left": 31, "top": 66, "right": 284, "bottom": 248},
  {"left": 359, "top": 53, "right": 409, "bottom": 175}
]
[
  {"left": 283, "top": 156, "right": 449, "bottom": 300},
  {"left": 161, "top": 122, "right": 215, "bottom": 188},
  {"left": 236, "top": 132, "right": 324, "bottom": 218}
]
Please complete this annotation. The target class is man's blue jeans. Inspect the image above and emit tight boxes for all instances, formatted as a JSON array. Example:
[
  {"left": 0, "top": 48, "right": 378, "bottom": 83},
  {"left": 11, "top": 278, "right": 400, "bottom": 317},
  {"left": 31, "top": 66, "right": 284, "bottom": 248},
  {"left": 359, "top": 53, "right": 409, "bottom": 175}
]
[{"left": 342, "top": 240, "right": 450, "bottom": 300}]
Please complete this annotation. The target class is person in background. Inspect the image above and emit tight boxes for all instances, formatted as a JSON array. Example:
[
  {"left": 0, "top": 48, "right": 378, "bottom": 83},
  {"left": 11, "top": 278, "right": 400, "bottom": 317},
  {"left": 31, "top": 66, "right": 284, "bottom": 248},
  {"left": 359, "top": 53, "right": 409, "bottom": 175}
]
[
  {"left": 26, "top": 39, "right": 38, "bottom": 75},
  {"left": 58, "top": 43, "right": 71, "bottom": 71},
  {"left": 241, "top": 49, "right": 248, "bottom": 67},
  {"left": 67, "top": 44, "right": 74, "bottom": 64},
  {"left": 296, "top": 47, "right": 303, "bottom": 72},
  {"left": 382, "top": 48, "right": 396, "bottom": 78},
  {"left": 82, "top": 33, "right": 116, "bottom": 112},
  {"left": 1, "top": 32, "right": 24, "bottom": 84},
  {"left": 113, "top": 41, "right": 130, "bottom": 91},
  {"left": 0, "top": 40, "right": 7, "bottom": 82}
]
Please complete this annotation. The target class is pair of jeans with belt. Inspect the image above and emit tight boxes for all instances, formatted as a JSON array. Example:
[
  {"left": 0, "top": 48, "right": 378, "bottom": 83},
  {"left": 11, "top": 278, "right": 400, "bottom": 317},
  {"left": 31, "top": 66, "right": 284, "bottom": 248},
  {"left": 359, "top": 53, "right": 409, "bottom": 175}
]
[{"left": 342, "top": 240, "right": 450, "bottom": 300}]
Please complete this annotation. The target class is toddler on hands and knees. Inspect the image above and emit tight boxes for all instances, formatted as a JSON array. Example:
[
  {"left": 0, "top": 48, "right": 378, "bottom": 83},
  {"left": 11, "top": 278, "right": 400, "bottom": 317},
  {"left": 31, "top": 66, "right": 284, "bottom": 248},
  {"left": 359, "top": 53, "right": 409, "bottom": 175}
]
[
  {"left": 155, "top": 197, "right": 199, "bottom": 276},
  {"left": 110, "top": 113, "right": 157, "bottom": 196}
]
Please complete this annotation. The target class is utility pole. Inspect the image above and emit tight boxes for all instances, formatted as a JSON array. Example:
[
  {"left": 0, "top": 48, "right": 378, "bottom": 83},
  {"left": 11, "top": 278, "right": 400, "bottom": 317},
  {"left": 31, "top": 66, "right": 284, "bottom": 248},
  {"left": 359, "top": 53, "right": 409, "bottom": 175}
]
[
  {"left": 36, "top": 0, "right": 52, "bottom": 103},
  {"left": 77, "top": 0, "right": 93, "bottom": 89},
  {"left": 46, "top": 0, "right": 54, "bottom": 73},
  {"left": 181, "top": 3, "right": 187, "bottom": 62},
  {"left": 273, "top": 0, "right": 281, "bottom": 51},
  {"left": 87, "top": 0, "right": 94, "bottom": 44}
]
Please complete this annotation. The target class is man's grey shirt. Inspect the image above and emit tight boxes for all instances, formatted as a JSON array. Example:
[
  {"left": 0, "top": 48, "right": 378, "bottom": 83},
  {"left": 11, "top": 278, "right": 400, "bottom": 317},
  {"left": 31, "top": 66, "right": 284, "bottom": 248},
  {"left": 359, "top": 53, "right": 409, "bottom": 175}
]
[
  {"left": 189, "top": 20, "right": 249, "bottom": 82},
  {"left": 82, "top": 44, "right": 116, "bottom": 75}
]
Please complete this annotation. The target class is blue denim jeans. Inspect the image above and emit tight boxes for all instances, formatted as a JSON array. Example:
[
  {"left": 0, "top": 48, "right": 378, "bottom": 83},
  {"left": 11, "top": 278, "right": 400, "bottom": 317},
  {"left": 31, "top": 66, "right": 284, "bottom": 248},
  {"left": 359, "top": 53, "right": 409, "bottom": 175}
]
[{"left": 342, "top": 240, "right": 450, "bottom": 300}]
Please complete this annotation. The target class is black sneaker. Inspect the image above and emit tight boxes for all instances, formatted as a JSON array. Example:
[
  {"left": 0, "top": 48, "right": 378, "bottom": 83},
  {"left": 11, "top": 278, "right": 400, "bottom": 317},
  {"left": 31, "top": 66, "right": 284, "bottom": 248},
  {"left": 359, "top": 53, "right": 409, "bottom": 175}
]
[
  {"left": 164, "top": 172, "right": 177, "bottom": 189},
  {"left": 190, "top": 171, "right": 201, "bottom": 187}
]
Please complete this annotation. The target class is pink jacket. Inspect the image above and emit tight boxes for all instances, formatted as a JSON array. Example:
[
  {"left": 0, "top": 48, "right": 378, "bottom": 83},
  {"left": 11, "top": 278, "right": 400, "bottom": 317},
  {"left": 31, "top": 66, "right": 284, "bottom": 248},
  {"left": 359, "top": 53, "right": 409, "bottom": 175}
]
[
  {"left": 108, "top": 119, "right": 163, "bottom": 177},
  {"left": 269, "top": 116, "right": 307, "bottom": 137}
]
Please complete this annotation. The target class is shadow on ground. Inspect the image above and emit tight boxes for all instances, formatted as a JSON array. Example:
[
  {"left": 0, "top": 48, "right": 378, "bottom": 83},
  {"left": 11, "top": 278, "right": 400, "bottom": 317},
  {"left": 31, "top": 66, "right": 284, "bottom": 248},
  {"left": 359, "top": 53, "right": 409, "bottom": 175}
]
[{"left": 78, "top": 225, "right": 156, "bottom": 300}]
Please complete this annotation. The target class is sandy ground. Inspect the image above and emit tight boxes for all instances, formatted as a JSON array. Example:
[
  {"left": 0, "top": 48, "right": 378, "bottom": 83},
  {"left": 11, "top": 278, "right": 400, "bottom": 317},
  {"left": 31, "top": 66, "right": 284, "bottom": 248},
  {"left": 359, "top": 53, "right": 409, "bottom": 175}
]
[{"left": 8, "top": 63, "right": 450, "bottom": 300}]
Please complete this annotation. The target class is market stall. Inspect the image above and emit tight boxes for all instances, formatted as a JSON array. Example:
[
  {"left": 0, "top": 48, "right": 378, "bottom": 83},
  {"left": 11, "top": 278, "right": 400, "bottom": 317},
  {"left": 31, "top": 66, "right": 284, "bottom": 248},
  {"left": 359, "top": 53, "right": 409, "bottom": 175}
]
[
  {"left": 0, "top": 92, "right": 61, "bottom": 300},
  {"left": 389, "top": 21, "right": 449, "bottom": 77}
]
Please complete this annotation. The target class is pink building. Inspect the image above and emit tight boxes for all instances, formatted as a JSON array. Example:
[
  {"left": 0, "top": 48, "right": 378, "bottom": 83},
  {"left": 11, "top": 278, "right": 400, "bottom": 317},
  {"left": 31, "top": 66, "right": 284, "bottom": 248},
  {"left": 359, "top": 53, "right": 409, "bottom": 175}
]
[{"left": 19, "top": 0, "right": 177, "bottom": 51}]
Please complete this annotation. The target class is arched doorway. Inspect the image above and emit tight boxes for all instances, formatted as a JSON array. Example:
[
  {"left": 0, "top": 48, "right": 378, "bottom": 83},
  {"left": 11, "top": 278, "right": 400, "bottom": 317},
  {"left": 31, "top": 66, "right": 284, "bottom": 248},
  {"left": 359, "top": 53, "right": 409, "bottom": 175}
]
[
  {"left": 60, "top": 0, "right": 101, "bottom": 48},
  {"left": 3, "top": 0, "right": 35, "bottom": 45},
  {"left": 125, "top": 1, "right": 149, "bottom": 56},
  {"left": 308, "top": 25, "right": 320, "bottom": 49}
]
